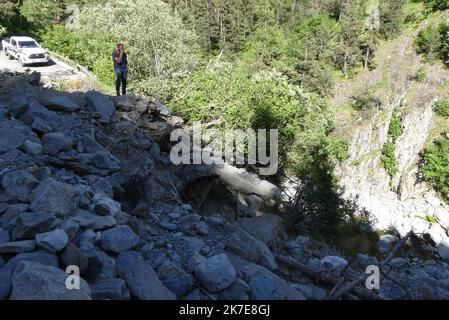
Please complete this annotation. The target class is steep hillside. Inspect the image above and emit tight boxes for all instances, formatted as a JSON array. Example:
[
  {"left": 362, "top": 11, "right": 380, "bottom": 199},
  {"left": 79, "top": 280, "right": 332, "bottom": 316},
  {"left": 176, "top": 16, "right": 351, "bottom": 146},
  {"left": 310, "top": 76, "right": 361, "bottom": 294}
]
[{"left": 333, "top": 10, "right": 449, "bottom": 259}]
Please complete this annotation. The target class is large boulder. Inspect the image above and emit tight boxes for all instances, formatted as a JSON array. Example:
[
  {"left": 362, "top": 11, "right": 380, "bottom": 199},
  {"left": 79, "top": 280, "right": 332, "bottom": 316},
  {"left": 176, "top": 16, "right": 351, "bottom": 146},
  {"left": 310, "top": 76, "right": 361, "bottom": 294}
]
[
  {"left": 194, "top": 253, "right": 237, "bottom": 293},
  {"left": 86, "top": 91, "right": 115, "bottom": 123},
  {"left": 0, "top": 228, "right": 10, "bottom": 243},
  {"left": 226, "top": 252, "right": 305, "bottom": 300},
  {"left": 40, "top": 95, "right": 81, "bottom": 113},
  {"left": 226, "top": 227, "right": 277, "bottom": 271},
  {"left": 93, "top": 194, "right": 121, "bottom": 216},
  {"left": 100, "top": 225, "right": 140, "bottom": 254},
  {"left": 116, "top": 251, "right": 175, "bottom": 300},
  {"left": 90, "top": 278, "right": 129, "bottom": 300},
  {"left": 36, "top": 229, "right": 69, "bottom": 253},
  {"left": 10, "top": 261, "right": 91, "bottom": 300},
  {"left": 30, "top": 178, "right": 76, "bottom": 216},
  {"left": 0, "top": 269, "right": 12, "bottom": 300},
  {"left": 0, "top": 240, "right": 36, "bottom": 253},
  {"left": 60, "top": 242, "right": 89, "bottom": 272},
  {"left": 41, "top": 132, "right": 73, "bottom": 155},
  {"left": 237, "top": 214, "right": 284, "bottom": 246},
  {"left": 20, "top": 98, "right": 62, "bottom": 127},
  {"left": 12, "top": 212, "right": 55, "bottom": 240},
  {"left": 0, "top": 128, "right": 27, "bottom": 150},
  {"left": 79, "top": 242, "right": 117, "bottom": 280},
  {"left": 3, "top": 250, "right": 59, "bottom": 271},
  {"left": 1, "top": 170, "right": 38, "bottom": 202},
  {"left": 69, "top": 210, "right": 117, "bottom": 231}
]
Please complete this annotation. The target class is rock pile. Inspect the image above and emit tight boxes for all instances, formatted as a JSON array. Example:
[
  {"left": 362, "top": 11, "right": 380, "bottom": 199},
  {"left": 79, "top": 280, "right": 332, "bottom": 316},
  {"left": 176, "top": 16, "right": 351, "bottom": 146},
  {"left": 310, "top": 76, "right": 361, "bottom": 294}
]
[{"left": 0, "top": 71, "right": 449, "bottom": 300}]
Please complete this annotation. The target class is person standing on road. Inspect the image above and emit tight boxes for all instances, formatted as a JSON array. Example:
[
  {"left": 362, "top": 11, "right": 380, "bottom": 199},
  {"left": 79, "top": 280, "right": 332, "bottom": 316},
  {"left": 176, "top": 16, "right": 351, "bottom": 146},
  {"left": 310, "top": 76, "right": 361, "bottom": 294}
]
[{"left": 112, "top": 43, "right": 128, "bottom": 96}]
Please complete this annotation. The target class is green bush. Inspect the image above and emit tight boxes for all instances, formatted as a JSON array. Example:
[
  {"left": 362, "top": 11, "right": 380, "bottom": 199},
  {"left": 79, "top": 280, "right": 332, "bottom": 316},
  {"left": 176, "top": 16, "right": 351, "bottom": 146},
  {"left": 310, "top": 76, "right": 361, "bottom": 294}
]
[
  {"left": 325, "top": 137, "right": 351, "bottom": 164},
  {"left": 389, "top": 112, "right": 403, "bottom": 142},
  {"left": 40, "top": 25, "right": 89, "bottom": 66},
  {"left": 416, "top": 22, "right": 449, "bottom": 67},
  {"left": 412, "top": 66, "right": 428, "bottom": 82},
  {"left": 422, "top": 136, "right": 449, "bottom": 201},
  {"left": 382, "top": 142, "right": 398, "bottom": 177},
  {"left": 352, "top": 90, "right": 382, "bottom": 111},
  {"left": 434, "top": 100, "right": 449, "bottom": 117}
]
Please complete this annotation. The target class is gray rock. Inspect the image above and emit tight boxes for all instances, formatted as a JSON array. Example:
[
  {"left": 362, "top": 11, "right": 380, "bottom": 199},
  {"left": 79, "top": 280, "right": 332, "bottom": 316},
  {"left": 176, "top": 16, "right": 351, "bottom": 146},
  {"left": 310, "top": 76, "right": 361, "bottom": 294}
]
[
  {"left": 217, "top": 278, "right": 250, "bottom": 300},
  {"left": 1, "top": 169, "right": 38, "bottom": 202},
  {"left": 79, "top": 242, "right": 116, "bottom": 280},
  {"left": 249, "top": 268, "right": 304, "bottom": 300},
  {"left": 0, "top": 228, "right": 10, "bottom": 243},
  {"left": 10, "top": 261, "right": 91, "bottom": 300},
  {"left": 194, "top": 253, "right": 237, "bottom": 293},
  {"left": 100, "top": 225, "right": 140, "bottom": 254},
  {"left": 70, "top": 210, "right": 117, "bottom": 231},
  {"left": 90, "top": 278, "right": 128, "bottom": 300},
  {"left": 86, "top": 91, "right": 115, "bottom": 123},
  {"left": 194, "top": 222, "right": 209, "bottom": 236},
  {"left": 3, "top": 250, "right": 59, "bottom": 271},
  {"left": 41, "top": 132, "right": 73, "bottom": 155},
  {"left": 31, "top": 117, "right": 53, "bottom": 134},
  {"left": 41, "top": 95, "right": 80, "bottom": 113},
  {"left": 0, "top": 240, "right": 36, "bottom": 253},
  {"left": 160, "top": 222, "right": 178, "bottom": 231},
  {"left": 21, "top": 98, "right": 62, "bottom": 127},
  {"left": 378, "top": 235, "right": 399, "bottom": 254},
  {"left": 60, "top": 242, "right": 88, "bottom": 272},
  {"left": 28, "top": 71, "right": 41, "bottom": 86},
  {"left": 59, "top": 219, "right": 80, "bottom": 240},
  {"left": 22, "top": 140, "right": 43, "bottom": 155},
  {"left": 226, "top": 228, "right": 277, "bottom": 271},
  {"left": 30, "top": 178, "right": 76, "bottom": 216},
  {"left": 36, "top": 229, "right": 69, "bottom": 252},
  {"left": 226, "top": 252, "right": 305, "bottom": 300},
  {"left": 320, "top": 256, "right": 348, "bottom": 273},
  {"left": 92, "top": 178, "right": 114, "bottom": 198},
  {"left": 116, "top": 251, "right": 175, "bottom": 300},
  {"left": 0, "top": 128, "right": 27, "bottom": 150},
  {"left": 0, "top": 269, "right": 12, "bottom": 300},
  {"left": 12, "top": 211, "right": 56, "bottom": 240},
  {"left": 237, "top": 214, "right": 283, "bottom": 245},
  {"left": 1, "top": 204, "right": 30, "bottom": 231},
  {"left": 162, "top": 274, "right": 195, "bottom": 298},
  {"left": 93, "top": 195, "right": 121, "bottom": 216}
]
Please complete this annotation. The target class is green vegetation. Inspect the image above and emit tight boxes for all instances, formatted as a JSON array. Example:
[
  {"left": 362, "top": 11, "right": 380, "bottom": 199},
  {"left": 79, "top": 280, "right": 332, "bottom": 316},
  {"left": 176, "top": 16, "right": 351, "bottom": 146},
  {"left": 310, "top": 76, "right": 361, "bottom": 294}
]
[
  {"left": 388, "top": 112, "right": 403, "bottom": 142},
  {"left": 382, "top": 142, "right": 398, "bottom": 177},
  {"left": 417, "top": 214, "right": 439, "bottom": 224},
  {"left": 416, "top": 22, "right": 449, "bottom": 66},
  {"left": 422, "top": 136, "right": 449, "bottom": 201},
  {"left": 434, "top": 99, "right": 449, "bottom": 117},
  {"left": 352, "top": 90, "right": 382, "bottom": 111},
  {"left": 412, "top": 66, "right": 428, "bottom": 82}
]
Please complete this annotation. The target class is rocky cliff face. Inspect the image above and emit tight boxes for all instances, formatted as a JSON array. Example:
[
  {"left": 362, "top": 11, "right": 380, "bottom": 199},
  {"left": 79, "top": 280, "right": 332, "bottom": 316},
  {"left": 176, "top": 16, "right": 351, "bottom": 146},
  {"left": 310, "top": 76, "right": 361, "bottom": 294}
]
[{"left": 333, "top": 25, "right": 449, "bottom": 260}]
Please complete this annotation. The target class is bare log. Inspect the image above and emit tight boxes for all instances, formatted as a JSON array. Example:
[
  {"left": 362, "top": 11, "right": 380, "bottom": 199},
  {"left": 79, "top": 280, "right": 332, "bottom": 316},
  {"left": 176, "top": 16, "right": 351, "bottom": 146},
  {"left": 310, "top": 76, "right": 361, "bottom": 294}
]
[{"left": 327, "top": 231, "right": 413, "bottom": 300}]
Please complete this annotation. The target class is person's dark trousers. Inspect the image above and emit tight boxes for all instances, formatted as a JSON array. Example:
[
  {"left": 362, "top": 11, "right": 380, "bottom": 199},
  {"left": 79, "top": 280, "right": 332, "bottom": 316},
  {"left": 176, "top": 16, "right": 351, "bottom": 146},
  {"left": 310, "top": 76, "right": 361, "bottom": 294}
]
[{"left": 115, "top": 68, "right": 128, "bottom": 96}]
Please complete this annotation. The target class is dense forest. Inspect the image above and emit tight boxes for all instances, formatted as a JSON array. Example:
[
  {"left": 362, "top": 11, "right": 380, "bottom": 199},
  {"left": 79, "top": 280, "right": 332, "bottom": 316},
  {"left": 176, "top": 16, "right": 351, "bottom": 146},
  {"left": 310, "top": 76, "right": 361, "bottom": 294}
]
[{"left": 1, "top": 0, "right": 448, "bottom": 234}]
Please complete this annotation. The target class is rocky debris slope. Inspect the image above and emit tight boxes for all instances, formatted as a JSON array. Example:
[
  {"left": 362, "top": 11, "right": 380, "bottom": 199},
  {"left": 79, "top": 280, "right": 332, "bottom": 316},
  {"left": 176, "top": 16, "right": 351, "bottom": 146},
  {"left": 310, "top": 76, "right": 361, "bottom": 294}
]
[{"left": 0, "top": 71, "right": 449, "bottom": 300}]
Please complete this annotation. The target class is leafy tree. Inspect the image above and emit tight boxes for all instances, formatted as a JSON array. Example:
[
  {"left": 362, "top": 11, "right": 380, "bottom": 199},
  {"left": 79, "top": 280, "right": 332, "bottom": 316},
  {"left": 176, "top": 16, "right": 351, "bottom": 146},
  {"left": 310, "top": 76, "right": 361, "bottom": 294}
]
[
  {"left": 422, "top": 136, "right": 449, "bottom": 201},
  {"left": 70, "top": 0, "right": 201, "bottom": 99},
  {"left": 379, "top": 0, "right": 407, "bottom": 38}
]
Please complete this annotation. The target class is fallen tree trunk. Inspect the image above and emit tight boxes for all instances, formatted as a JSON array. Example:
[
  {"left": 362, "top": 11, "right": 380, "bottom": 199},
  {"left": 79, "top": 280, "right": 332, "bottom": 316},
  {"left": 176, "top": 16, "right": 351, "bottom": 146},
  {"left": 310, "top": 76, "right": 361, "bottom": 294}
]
[
  {"left": 327, "top": 231, "right": 413, "bottom": 300},
  {"left": 275, "top": 254, "right": 379, "bottom": 300}
]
